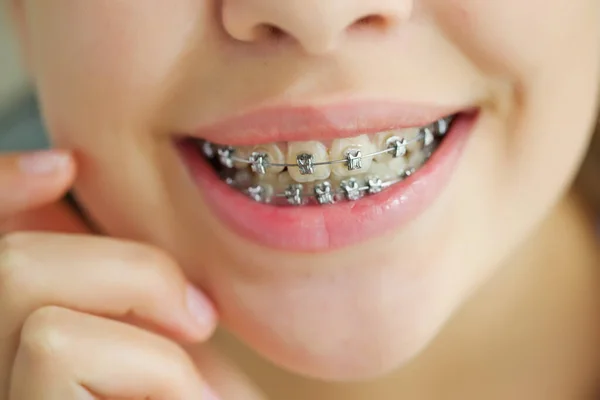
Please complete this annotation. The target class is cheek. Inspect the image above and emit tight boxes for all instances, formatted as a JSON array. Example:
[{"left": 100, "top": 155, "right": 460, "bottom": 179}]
[
  {"left": 23, "top": 0, "right": 207, "bottom": 146},
  {"left": 436, "top": 0, "right": 600, "bottom": 182},
  {"left": 433, "top": 0, "right": 599, "bottom": 77}
]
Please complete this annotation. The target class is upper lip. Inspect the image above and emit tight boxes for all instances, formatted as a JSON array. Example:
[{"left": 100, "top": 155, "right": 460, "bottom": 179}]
[{"left": 189, "top": 100, "right": 469, "bottom": 146}]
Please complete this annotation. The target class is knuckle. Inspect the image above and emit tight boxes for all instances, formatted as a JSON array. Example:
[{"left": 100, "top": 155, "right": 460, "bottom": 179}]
[
  {"left": 109, "top": 242, "right": 184, "bottom": 313},
  {"left": 159, "top": 341, "right": 197, "bottom": 385},
  {"left": 19, "top": 306, "right": 71, "bottom": 363},
  {"left": 125, "top": 243, "right": 181, "bottom": 287},
  {"left": 124, "top": 242, "right": 177, "bottom": 274}
]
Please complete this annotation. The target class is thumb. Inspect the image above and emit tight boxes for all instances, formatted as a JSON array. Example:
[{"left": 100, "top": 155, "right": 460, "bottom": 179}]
[{"left": 0, "top": 149, "right": 75, "bottom": 221}]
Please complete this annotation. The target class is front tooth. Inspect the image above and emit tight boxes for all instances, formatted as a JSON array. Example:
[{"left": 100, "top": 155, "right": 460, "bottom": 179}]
[
  {"left": 287, "top": 141, "right": 330, "bottom": 183},
  {"left": 374, "top": 128, "right": 420, "bottom": 162},
  {"left": 251, "top": 143, "right": 286, "bottom": 174},
  {"left": 330, "top": 134, "right": 376, "bottom": 178}
]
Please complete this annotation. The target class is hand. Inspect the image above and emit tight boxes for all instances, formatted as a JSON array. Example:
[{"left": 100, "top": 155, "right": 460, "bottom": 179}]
[{"left": 0, "top": 150, "right": 223, "bottom": 399}]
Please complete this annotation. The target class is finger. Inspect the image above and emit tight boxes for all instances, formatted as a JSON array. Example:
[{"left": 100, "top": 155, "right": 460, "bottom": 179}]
[
  {"left": 10, "top": 306, "right": 219, "bottom": 400},
  {"left": 0, "top": 150, "right": 75, "bottom": 222},
  {"left": 2, "top": 201, "right": 92, "bottom": 234},
  {"left": 0, "top": 232, "right": 217, "bottom": 343},
  {"left": 0, "top": 232, "right": 217, "bottom": 397}
]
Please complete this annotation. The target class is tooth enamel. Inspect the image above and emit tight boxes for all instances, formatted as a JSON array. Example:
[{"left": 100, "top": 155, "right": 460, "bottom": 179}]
[
  {"left": 374, "top": 128, "right": 420, "bottom": 162},
  {"left": 389, "top": 156, "right": 410, "bottom": 176},
  {"left": 233, "top": 146, "right": 253, "bottom": 169},
  {"left": 207, "top": 116, "right": 452, "bottom": 206},
  {"left": 369, "top": 161, "right": 400, "bottom": 181},
  {"left": 330, "top": 134, "right": 377, "bottom": 177},
  {"left": 234, "top": 168, "right": 254, "bottom": 187},
  {"left": 251, "top": 143, "right": 286, "bottom": 174},
  {"left": 408, "top": 148, "right": 428, "bottom": 170},
  {"left": 287, "top": 141, "right": 330, "bottom": 183},
  {"left": 370, "top": 140, "right": 409, "bottom": 177},
  {"left": 277, "top": 170, "right": 295, "bottom": 186}
]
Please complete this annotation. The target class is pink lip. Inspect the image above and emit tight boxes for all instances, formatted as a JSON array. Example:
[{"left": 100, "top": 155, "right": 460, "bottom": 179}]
[
  {"left": 177, "top": 108, "right": 478, "bottom": 252},
  {"left": 191, "top": 101, "right": 468, "bottom": 146}
]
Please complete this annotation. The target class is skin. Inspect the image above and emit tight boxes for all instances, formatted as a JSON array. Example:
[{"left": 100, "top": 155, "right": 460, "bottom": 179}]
[{"left": 2, "top": 0, "right": 600, "bottom": 398}]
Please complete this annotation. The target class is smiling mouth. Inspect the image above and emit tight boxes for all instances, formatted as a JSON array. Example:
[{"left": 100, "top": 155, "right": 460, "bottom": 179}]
[
  {"left": 176, "top": 102, "right": 476, "bottom": 251},
  {"left": 185, "top": 115, "right": 455, "bottom": 206}
]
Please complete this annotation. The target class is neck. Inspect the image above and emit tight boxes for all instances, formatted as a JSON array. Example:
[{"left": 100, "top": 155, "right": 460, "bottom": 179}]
[{"left": 212, "top": 191, "right": 600, "bottom": 400}]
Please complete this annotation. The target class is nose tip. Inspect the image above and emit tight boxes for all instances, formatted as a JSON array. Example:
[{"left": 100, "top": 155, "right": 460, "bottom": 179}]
[{"left": 222, "top": 0, "right": 413, "bottom": 54}]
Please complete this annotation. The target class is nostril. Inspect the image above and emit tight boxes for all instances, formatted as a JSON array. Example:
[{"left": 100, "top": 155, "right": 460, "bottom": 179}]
[
  {"left": 352, "top": 14, "right": 392, "bottom": 31},
  {"left": 255, "top": 23, "right": 288, "bottom": 41}
]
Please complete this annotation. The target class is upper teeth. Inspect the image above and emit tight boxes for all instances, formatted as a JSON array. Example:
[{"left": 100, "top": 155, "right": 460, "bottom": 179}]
[
  {"left": 204, "top": 116, "right": 452, "bottom": 173},
  {"left": 218, "top": 126, "right": 426, "bottom": 175},
  {"left": 288, "top": 141, "right": 330, "bottom": 182},
  {"left": 249, "top": 152, "right": 270, "bottom": 175},
  {"left": 329, "top": 134, "right": 377, "bottom": 178},
  {"left": 386, "top": 137, "right": 408, "bottom": 158},
  {"left": 198, "top": 115, "right": 454, "bottom": 205}
]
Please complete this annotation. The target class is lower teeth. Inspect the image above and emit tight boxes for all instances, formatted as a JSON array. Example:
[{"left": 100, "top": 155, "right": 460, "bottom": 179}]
[{"left": 199, "top": 117, "right": 453, "bottom": 206}]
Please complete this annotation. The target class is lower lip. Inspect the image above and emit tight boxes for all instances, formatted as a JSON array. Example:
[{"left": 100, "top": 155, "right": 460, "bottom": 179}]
[{"left": 177, "top": 112, "right": 477, "bottom": 252}]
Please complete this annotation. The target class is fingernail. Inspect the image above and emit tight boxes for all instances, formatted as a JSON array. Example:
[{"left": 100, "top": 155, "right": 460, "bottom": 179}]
[
  {"left": 203, "top": 386, "right": 221, "bottom": 400},
  {"left": 19, "top": 150, "right": 70, "bottom": 175},
  {"left": 186, "top": 284, "right": 216, "bottom": 330}
]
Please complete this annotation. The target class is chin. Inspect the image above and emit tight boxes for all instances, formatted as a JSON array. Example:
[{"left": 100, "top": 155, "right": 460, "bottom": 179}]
[{"left": 209, "top": 256, "right": 466, "bottom": 382}]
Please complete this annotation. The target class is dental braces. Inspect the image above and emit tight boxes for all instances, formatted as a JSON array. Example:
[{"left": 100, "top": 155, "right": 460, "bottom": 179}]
[
  {"left": 205, "top": 117, "right": 452, "bottom": 175},
  {"left": 240, "top": 166, "right": 420, "bottom": 206},
  {"left": 219, "top": 131, "right": 423, "bottom": 174}
]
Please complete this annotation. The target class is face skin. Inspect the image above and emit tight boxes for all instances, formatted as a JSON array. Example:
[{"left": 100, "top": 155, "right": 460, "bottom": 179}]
[{"left": 10, "top": 0, "right": 600, "bottom": 381}]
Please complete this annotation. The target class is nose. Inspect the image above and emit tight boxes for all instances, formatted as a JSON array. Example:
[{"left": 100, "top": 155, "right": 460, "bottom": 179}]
[{"left": 221, "top": 0, "right": 413, "bottom": 54}]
